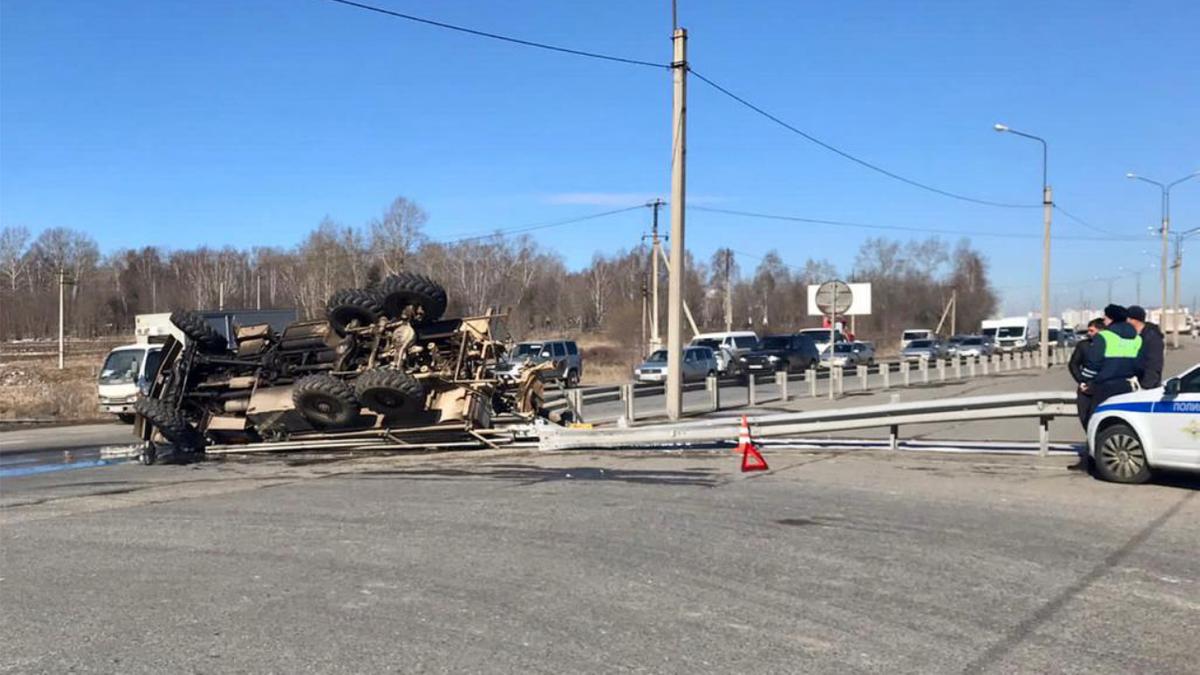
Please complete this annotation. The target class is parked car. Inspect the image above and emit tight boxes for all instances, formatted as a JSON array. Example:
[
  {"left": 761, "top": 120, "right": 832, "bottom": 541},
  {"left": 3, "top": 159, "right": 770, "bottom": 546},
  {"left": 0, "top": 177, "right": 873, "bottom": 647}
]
[
  {"left": 851, "top": 341, "right": 876, "bottom": 365},
  {"left": 901, "top": 328, "right": 934, "bottom": 350},
  {"left": 946, "top": 335, "right": 971, "bottom": 355},
  {"left": 820, "top": 342, "right": 867, "bottom": 369},
  {"left": 633, "top": 346, "right": 719, "bottom": 383},
  {"left": 951, "top": 336, "right": 994, "bottom": 358},
  {"left": 739, "top": 334, "right": 821, "bottom": 375},
  {"left": 796, "top": 327, "right": 847, "bottom": 355},
  {"left": 1087, "top": 363, "right": 1200, "bottom": 483},
  {"left": 901, "top": 339, "right": 947, "bottom": 362},
  {"left": 689, "top": 332, "right": 756, "bottom": 376},
  {"left": 494, "top": 339, "right": 583, "bottom": 387}
]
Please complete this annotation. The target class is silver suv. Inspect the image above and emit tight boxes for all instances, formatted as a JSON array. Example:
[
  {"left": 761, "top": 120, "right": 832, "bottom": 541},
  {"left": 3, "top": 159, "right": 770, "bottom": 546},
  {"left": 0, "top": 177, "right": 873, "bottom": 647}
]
[{"left": 497, "top": 339, "right": 583, "bottom": 387}]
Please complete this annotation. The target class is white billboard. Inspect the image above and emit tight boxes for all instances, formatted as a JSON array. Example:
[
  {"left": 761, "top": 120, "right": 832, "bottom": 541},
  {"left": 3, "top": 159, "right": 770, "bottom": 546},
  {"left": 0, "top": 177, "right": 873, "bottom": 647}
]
[{"left": 807, "top": 283, "right": 872, "bottom": 316}]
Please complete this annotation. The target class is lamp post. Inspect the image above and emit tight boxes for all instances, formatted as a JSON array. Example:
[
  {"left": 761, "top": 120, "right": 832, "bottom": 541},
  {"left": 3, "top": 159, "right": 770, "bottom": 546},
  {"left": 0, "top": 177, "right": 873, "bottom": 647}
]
[
  {"left": 995, "top": 123, "right": 1051, "bottom": 369},
  {"left": 1126, "top": 171, "right": 1198, "bottom": 347}
]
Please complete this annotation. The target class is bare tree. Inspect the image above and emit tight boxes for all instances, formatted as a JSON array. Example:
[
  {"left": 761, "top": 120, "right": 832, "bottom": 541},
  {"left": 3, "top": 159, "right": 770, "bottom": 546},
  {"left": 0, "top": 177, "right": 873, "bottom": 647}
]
[{"left": 370, "top": 197, "right": 428, "bottom": 275}]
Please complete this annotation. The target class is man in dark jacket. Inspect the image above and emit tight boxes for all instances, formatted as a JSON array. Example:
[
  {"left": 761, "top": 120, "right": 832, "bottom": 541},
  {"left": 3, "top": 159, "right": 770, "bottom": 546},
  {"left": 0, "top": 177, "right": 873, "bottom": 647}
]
[
  {"left": 1079, "top": 304, "right": 1142, "bottom": 427},
  {"left": 1127, "top": 305, "right": 1164, "bottom": 389},
  {"left": 1070, "top": 318, "right": 1104, "bottom": 428}
]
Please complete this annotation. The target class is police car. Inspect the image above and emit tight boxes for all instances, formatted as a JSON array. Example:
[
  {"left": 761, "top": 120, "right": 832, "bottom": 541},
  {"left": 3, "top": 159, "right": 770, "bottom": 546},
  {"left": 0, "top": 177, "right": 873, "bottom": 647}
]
[{"left": 1087, "top": 363, "right": 1200, "bottom": 483}]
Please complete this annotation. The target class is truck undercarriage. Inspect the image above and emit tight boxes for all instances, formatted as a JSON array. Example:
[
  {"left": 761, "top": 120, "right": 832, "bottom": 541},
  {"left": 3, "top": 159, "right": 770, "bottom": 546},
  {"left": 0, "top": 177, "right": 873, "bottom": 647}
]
[{"left": 134, "top": 273, "right": 551, "bottom": 463}]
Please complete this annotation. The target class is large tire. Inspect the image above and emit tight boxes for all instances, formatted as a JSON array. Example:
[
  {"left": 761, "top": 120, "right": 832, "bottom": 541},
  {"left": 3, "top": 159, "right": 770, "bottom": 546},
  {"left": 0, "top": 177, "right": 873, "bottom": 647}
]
[
  {"left": 134, "top": 396, "right": 204, "bottom": 451},
  {"left": 374, "top": 273, "right": 448, "bottom": 325},
  {"left": 1093, "top": 423, "right": 1152, "bottom": 484},
  {"left": 354, "top": 368, "right": 426, "bottom": 417},
  {"left": 292, "top": 374, "right": 360, "bottom": 428},
  {"left": 169, "top": 310, "right": 226, "bottom": 353},
  {"left": 326, "top": 288, "right": 384, "bottom": 336}
]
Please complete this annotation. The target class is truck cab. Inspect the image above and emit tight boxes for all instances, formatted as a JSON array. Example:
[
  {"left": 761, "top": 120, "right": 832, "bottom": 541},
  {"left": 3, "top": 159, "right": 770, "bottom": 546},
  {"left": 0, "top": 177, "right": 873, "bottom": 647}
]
[{"left": 99, "top": 344, "right": 163, "bottom": 423}]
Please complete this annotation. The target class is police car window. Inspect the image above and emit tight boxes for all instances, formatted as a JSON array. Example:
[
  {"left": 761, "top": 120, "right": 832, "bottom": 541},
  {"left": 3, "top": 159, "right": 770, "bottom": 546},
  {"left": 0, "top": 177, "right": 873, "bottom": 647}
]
[{"left": 1180, "top": 368, "right": 1200, "bottom": 394}]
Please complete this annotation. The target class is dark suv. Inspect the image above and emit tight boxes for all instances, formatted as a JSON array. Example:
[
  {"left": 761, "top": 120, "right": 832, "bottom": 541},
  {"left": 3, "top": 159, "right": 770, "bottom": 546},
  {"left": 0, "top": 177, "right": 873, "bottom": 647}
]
[{"left": 739, "top": 334, "right": 820, "bottom": 375}]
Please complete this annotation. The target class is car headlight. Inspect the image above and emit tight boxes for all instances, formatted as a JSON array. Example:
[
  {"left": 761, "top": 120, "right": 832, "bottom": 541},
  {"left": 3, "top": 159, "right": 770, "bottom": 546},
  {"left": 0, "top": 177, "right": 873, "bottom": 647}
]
[
  {"left": 738, "top": 356, "right": 747, "bottom": 362},
  {"left": 125, "top": 394, "right": 138, "bottom": 403},
  {"left": 767, "top": 355, "right": 779, "bottom": 362}
]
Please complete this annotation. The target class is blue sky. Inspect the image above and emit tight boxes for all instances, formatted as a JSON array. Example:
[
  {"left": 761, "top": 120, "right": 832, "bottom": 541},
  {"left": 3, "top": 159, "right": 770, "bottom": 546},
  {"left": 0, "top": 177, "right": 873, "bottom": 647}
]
[{"left": 2, "top": 0, "right": 1197, "bottom": 314}]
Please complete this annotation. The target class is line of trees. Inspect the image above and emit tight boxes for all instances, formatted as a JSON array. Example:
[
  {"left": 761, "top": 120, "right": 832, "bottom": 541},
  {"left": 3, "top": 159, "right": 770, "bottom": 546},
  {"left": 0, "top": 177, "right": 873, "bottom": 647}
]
[{"left": 0, "top": 196, "right": 997, "bottom": 350}]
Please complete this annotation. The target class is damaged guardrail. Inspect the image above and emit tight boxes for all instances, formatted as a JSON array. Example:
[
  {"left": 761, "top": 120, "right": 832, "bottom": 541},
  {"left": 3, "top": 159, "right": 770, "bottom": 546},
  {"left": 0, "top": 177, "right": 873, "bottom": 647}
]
[{"left": 537, "top": 391, "right": 1078, "bottom": 457}]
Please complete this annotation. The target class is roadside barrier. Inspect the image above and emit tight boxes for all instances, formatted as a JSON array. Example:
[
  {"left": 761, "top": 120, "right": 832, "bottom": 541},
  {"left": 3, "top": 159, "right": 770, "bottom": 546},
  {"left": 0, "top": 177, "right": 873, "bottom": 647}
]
[{"left": 537, "top": 391, "right": 1077, "bottom": 457}]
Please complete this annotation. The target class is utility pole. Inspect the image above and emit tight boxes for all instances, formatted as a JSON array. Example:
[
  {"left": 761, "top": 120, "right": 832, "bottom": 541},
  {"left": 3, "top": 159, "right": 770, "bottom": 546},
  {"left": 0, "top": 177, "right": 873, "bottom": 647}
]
[
  {"left": 723, "top": 249, "right": 733, "bottom": 332},
  {"left": 645, "top": 199, "right": 665, "bottom": 352},
  {"left": 665, "top": 27, "right": 688, "bottom": 421},
  {"left": 219, "top": 281, "right": 225, "bottom": 311},
  {"left": 950, "top": 289, "right": 957, "bottom": 336},
  {"left": 256, "top": 274, "right": 262, "bottom": 310},
  {"left": 57, "top": 270, "right": 75, "bottom": 370},
  {"left": 1127, "top": 171, "right": 1198, "bottom": 346}
]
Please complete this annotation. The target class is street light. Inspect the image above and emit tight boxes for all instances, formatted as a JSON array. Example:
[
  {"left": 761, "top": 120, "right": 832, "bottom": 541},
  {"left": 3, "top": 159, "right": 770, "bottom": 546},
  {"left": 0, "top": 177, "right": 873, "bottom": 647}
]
[
  {"left": 1126, "top": 170, "right": 1199, "bottom": 347},
  {"left": 995, "top": 122, "right": 1052, "bottom": 369}
]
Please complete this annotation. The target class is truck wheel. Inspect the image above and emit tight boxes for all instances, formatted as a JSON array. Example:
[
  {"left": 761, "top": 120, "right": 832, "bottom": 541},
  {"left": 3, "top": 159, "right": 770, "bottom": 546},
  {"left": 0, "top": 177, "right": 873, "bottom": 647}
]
[
  {"left": 327, "top": 288, "right": 384, "bottom": 336},
  {"left": 169, "top": 310, "right": 226, "bottom": 353},
  {"left": 292, "top": 374, "right": 360, "bottom": 428},
  {"left": 374, "top": 273, "right": 448, "bottom": 325},
  {"left": 354, "top": 369, "right": 425, "bottom": 417},
  {"left": 1093, "top": 423, "right": 1151, "bottom": 484},
  {"left": 134, "top": 396, "right": 204, "bottom": 452},
  {"left": 117, "top": 413, "right": 136, "bottom": 424},
  {"left": 564, "top": 369, "right": 580, "bottom": 388}
]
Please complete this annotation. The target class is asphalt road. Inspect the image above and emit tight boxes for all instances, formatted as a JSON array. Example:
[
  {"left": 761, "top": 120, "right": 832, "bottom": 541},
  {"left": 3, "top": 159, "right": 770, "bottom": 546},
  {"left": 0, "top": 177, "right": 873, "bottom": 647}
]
[{"left": 2, "top": 447, "right": 1197, "bottom": 673}]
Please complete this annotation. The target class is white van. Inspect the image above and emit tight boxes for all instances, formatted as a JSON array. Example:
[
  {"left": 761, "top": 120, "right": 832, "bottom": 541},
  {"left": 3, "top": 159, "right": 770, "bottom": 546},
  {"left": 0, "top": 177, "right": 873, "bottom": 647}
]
[
  {"left": 797, "top": 327, "right": 847, "bottom": 355},
  {"left": 994, "top": 316, "right": 1040, "bottom": 353},
  {"left": 901, "top": 328, "right": 934, "bottom": 350},
  {"left": 689, "top": 331, "right": 759, "bottom": 375}
]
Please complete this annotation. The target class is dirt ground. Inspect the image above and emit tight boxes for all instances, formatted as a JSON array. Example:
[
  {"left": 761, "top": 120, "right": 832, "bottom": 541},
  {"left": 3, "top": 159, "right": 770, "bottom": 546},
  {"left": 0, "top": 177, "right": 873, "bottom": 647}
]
[{"left": 0, "top": 338, "right": 124, "bottom": 422}]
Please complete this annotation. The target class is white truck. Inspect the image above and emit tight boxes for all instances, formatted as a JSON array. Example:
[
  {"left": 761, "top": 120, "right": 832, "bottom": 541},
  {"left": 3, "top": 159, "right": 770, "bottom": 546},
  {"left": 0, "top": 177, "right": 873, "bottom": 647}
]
[
  {"left": 900, "top": 328, "right": 934, "bottom": 351},
  {"left": 99, "top": 310, "right": 297, "bottom": 422},
  {"left": 1149, "top": 307, "right": 1194, "bottom": 335},
  {"left": 993, "top": 316, "right": 1040, "bottom": 353}
]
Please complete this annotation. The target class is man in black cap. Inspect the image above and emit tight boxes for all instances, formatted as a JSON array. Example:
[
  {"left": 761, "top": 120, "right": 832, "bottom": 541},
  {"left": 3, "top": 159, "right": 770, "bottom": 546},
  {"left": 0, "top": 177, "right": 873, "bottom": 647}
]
[
  {"left": 1126, "top": 305, "right": 1164, "bottom": 389},
  {"left": 1079, "top": 304, "right": 1142, "bottom": 426},
  {"left": 1069, "top": 317, "right": 1104, "bottom": 428}
]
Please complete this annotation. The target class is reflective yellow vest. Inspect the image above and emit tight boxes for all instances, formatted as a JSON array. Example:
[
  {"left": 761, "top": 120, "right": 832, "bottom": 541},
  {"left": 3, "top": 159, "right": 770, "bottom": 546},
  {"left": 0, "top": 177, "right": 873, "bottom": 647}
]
[{"left": 1097, "top": 330, "right": 1141, "bottom": 358}]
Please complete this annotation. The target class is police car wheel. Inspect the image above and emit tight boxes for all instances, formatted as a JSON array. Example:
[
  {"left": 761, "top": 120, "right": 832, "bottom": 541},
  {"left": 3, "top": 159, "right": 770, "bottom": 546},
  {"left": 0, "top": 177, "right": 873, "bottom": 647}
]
[{"left": 1094, "top": 423, "right": 1151, "bottom": 484}]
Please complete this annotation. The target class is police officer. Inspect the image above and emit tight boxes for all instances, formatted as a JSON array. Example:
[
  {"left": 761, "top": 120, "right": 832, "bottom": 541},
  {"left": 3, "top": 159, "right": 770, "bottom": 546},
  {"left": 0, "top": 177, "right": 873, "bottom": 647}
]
[
  {"left": 1126, "top": 305, "right": 1164, "bottom": 389},
  {"left": 1079, "top": 304, "right": 1142, "bottom": 427},
  {"left": 1069, "top": 318, "right": 1104, "bottom": 428}
]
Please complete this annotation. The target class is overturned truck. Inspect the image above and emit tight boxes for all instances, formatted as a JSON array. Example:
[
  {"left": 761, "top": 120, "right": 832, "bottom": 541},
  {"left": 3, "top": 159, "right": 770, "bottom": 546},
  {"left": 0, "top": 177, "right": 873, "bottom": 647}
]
[{"left": 134, "top": 273, "right": 549, "bottom": 462}]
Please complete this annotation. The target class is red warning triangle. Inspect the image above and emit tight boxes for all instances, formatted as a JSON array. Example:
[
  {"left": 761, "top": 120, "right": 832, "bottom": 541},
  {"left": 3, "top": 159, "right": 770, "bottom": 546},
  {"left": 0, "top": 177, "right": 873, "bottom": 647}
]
[{"left": 741, "top": 445, "right": 769, "bottom": 472}]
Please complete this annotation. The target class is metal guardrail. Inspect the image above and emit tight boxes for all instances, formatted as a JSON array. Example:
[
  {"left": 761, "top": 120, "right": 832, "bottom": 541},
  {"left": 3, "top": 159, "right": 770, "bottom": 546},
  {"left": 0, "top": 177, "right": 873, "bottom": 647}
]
[{"left": 537, "top": 391, "right": 1078, "bottom": 457}]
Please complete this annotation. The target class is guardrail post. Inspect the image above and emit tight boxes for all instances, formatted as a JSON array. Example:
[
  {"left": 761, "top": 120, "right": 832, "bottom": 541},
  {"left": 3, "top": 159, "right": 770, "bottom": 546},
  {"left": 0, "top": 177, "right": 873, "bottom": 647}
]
[
  {"left": 889, "top": 424, "right": 899, "bottom": 451},
  {"left": 566, "top": 388, "right": 584, "bottom": 423},
  {"left": 706, "top": 375, "right": 719, "bottom": 411},
  {"left": 936, "top": 360, "right": 946, "bottom": 382},
  {"left": 747, "top": 373, "right": 757, "bottom": 406},
  {"left": 921, "top": 360, "right": 929, "bottom": 384},
  {"left": 902, "top": 361, "right": 910, "bottom": 387},
  {"left": 621, "top": 383, "right": 636, "bottom": 423},
  {"left": 881, "top": 363, "right": 890, "bottom": 389},
  {"left": 968, "top": 357, "right": 976, "bottom": 378},
  {"left": 857, "top": 365, "right": 868, "bottom": 391},
  {"left": 776, "top": 371, "right": 789, "bottom": 402},
  {"left": 806, "top": 368, "right": 817, "bottom": 397},
  {"left": 982, "top": 356, "right": 989, "bottom": 375},
  {"left": 835, "top": 366, "right": 845, "bottom": 397},
  {"left": 1038, "top": 416, "right": 1050, "bottom": 457},
  {"left": 954, "top": 357, "right": 962, "bottom": 379}
]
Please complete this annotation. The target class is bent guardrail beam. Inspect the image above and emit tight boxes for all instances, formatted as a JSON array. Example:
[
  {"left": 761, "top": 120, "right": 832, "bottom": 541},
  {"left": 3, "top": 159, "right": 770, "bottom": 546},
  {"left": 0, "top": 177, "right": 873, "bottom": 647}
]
[{"left": 537, "top": 391, "right": 1078, "bottom": 456}]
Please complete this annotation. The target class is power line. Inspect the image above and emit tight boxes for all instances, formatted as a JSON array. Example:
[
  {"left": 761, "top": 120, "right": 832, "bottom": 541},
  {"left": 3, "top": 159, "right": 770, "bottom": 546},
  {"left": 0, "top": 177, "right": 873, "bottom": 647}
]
[
  {"left": 323, "top": 0, "right": 668, "bottom": 69},
  {"left": 1053, "top": 204, "right": 1132, "bottom": 238},
  {"left": 435, "top": 205, "right": 646, "bottom": 244},
  {"left": 692, "top": 205, "right": 1142, "bottom": 242},
  {"left": 687, "top": 68, "right": 1039, "bottom": 210}
]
